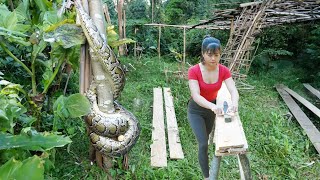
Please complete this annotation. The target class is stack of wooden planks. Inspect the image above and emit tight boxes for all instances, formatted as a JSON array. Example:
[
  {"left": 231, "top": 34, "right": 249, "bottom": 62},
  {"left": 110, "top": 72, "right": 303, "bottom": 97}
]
[
  {"left": 276, "top": 84, "right": 320, "bottom": 154},
  {"left": 210, "top": 83, "right": 248, "bottom": 156},
  {"left": 150, "top": 87, "right": 184, "bottom": 167}
]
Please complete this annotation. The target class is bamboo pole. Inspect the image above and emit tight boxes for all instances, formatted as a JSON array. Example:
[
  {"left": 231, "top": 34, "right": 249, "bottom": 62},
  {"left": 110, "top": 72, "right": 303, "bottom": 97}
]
[
  {"left": 158, "top": 26, "right": 161, "bottom": 60},
  {"left": 117, "top": 0, "right": 124, "bottom": 55},
  {"left": 152, "top": 0, "right": 154, "bottom": 23},
  {"left": 123, "top": 9, "right": 127, "bottom": 55},
  {"left": 183, "top": 27, "right": 186, "bottom": 74},
  {"left": 134, "top": 27, "right": 137, "bottom": 57},
  {"left": 103, "top": 4, "right": 112, "bottom": 24}
]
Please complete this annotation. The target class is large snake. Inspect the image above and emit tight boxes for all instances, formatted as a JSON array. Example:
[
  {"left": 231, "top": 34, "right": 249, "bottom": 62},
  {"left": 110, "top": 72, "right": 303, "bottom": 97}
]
[{"left": 75, "top": 1, "right": 140, "bottom": 157}]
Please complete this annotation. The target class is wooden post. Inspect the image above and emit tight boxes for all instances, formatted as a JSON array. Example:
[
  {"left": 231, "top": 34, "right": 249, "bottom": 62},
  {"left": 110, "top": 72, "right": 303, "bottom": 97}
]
[
  {"left": 78, "top": 0, "right": 95, "bottom": 165},
  {"left": 134, "top": 27, "right": 137, "bottom": 57},
  {"left": 103, "top": 4, "right": 111, "bottom": 24},
  {"left": 84, "top": 45, "right": 91, "bottom": 92},
  {"left": 152, "top": 0, "right": 154, "bottom": 23},
  {"left": 158, "top": 26, "right": 161, "bottom": 60},
  {"left": 183, "top": 27, "right": 186, "bottom": 74},
  {"left": 79, "top": 43, "right": 86, "bottom": 94},
  {"left": 209, "top": 156, "right": 221, "bottom": 180},
  {"left": 238, "top": 154, "right": 252, "bottom": 180},
  {"left": 123, "top": 9, "right": 127, "bottom": 55},
  {"left": 117, "top": 0, "right": 124, "bottom": 55}
]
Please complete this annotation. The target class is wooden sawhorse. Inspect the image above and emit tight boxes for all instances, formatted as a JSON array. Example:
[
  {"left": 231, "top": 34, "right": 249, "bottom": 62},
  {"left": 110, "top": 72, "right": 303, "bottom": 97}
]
[{"left": 208, "top": 83, "right": 252, "bottom": 180}]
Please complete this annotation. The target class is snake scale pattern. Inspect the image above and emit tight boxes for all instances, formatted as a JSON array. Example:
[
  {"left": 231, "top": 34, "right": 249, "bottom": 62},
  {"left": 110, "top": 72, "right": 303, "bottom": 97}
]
[{"left": 75, "top": 0, "right": 140, "bottom": 157}]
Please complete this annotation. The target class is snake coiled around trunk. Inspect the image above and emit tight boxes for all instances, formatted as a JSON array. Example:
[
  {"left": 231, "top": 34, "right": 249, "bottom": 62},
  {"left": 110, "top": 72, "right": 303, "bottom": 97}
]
[{"left": 75, "top": 0, "right": 140, "bottom": 157}]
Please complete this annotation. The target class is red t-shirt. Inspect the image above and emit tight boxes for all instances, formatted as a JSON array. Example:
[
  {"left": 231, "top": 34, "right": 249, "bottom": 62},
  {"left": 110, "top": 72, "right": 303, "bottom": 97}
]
[{"left": 188, "top": 64, "right": 231, "bottom": 101}]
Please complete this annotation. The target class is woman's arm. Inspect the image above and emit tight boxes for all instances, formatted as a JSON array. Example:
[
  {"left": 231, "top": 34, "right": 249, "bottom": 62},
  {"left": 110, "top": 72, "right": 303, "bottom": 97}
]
[
  {"left": 224, "top": 77, "right": 239, "bottom": 112},
  {"left": 189, "top": 79, "right": 223, "bottom": 114}
]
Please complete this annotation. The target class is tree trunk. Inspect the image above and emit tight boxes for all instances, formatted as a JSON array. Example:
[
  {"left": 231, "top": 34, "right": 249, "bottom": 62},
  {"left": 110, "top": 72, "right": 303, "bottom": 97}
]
[
  {"left": 80, "top": 0, "right": 114, "bottom": 171},
  {"left": 89, "top": 0, "right": 114, "bottom": 113}
]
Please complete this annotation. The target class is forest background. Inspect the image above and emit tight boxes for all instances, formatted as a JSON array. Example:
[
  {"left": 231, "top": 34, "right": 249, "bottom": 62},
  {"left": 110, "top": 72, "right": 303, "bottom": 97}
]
[{"left": 0, "top": 0, "right": 319, "bottom": 179}]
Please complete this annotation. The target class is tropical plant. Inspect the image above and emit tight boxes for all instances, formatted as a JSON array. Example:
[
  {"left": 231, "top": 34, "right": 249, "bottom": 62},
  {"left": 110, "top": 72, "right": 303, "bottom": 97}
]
[{"left": 0, "top": 1, "right": 91, "bottom": 178}]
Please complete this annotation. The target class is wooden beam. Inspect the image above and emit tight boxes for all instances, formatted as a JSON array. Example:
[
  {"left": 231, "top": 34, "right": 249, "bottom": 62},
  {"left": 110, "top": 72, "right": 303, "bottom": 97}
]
[
  {"left": 151, "top": 88, "right": 167, "bottom": 167},
  {"left": 144, "top": 23, "right": 229, "bottom": 30},
  {"left": 276, "top": 84, "right": 320, "bottom": 154},
  {"left": 283, "top": 86, "right": 320, "bottom": 118},
  {"left": 145, "top": 23, "right": 189, "bottom": 28},
  {"left": 303, "top": 83, "right": 320, "bottom": 100},
  {"left": 163, "top": 88, "right": 184, "bottom": 159},
  {"left": 214, "top": 83, "right": 248, "bottom": 156}
]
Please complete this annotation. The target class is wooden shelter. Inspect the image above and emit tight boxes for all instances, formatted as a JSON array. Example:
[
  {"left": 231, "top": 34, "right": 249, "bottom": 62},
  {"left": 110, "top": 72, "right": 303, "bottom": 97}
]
[
  {"left": 193, "top": 0, "right": 320, "bottom": 89},
  {"left": 144, "top": 1, "right": 320, "bottom": 89}
]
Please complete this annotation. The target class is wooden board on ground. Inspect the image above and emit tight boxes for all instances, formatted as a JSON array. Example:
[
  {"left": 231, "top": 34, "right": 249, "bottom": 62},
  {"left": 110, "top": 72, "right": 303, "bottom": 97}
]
[
  {"left": 214, "top": 83, "right": 248, "bottom": 156},
  {"left": 150, "top": 88, "right": 167, "bottom": 167},
  {"left": 276, "top": 84, "right": 320, "bottom": 154},
  {"left": 283, "top": 86, "right": 320, "bottom": 118},
  {"left": 163, "top": 87, "right": 184, "bottom": 159},
  {"left": 303, "top": 83, "right": 320, "bottom": 100}
]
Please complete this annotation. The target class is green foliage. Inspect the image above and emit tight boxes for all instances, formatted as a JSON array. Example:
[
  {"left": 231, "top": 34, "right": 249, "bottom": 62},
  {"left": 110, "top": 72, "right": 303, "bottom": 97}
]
[
  {"left": 164, "top": 0, "right": 198, "bottom": 24},
  {"left": 52, "top": 93, "right": 90, "bottom": 133},
  {"left": 0, "top": 3, "right": 31, "bottom": 46},
  {"left": 53, "top": 93, "right": 90, "bottom": 119},
  {"left": 50, "top": 57, "right": 320, "bottom": 179},
  {"left": 0, "top": 156, "right": 44, "bottom": 180},
  {"left": 43, "top": 24, "right": 85, "bottom": 48},
  {"left": 126, "top": 0, "right": 148, "bottom": 20},
  {"left": 0, "top": 129, "right": 71, "bottom": 151},
  {"left": 0, "top": 2, "right": 86, "bottom": 178},
  {"left": 1, "top": 0, "right": 320, "bottom": 179},
  {"left": 252, "top": 48, "right": 293, "bottom": 70},
  {"left": 106, "top": 25, "right": 136, "bottom": 49},
  {"left": 251, "top": 22, "right": 320, "bottom": 83},
  {"left": 0, "top": 81, "right": 29, "bottom": 134}
]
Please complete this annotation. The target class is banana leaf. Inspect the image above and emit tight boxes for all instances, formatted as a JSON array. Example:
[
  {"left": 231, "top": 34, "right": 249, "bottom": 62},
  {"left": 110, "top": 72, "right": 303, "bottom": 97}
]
[
  {"left": 0, "top": 132, "right": 72, "bottom": 151},
  {"left": 0, "top": 156, "right": 44, "bottom": 180}
]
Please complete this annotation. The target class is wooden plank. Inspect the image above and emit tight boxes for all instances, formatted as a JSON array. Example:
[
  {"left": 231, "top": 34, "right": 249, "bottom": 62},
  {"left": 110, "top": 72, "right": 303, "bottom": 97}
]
[
  {"left": 151, "top": 88, "right": 167, "bottom": 167},
  {"left": 303, "top": 83, "right": 320, "bottom": 100},
  {"left": 214, "top": 83, "right": 248, "bottom": 156},
  {"left": 283, "top": 86, "right": 320, "bottom": 118},
  {"left": 163, "top": 87, "right": 184, "bottom": 159},
  {"left": 276, "top": 84, "right": 320, "bottom": 154},
  {"left": 240, "top": 1, "right": 262, "bottom": 7}
]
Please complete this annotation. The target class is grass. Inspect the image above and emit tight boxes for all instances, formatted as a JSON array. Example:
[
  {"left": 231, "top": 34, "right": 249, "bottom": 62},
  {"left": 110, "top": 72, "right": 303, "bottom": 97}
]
[{"left": 49, "top": 56, "right": 320, "bottom": 179}]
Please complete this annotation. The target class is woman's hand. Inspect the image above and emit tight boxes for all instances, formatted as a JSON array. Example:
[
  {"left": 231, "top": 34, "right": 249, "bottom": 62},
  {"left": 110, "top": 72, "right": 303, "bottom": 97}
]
[
  {"left": 211, "top": 104, "right": 223, "bottom": 115},
  {"left": 228, "top": 105, "right": 238, "bottom": 113}
]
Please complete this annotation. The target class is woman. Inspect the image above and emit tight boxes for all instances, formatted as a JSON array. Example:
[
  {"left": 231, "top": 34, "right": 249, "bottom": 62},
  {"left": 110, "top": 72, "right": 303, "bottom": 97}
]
[{"left": 187, "top": 35, "right": 239, "bottom": 179}]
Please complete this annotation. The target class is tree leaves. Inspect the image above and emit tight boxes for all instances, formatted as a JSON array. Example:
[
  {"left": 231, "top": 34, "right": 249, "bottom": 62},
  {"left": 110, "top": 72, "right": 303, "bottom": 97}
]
[
  {"left": 0, "top": 156, "right": 44, "bottom": 180},
  {"left": 53, "top": 93, "right": 91, "bottom": 120},
  {"left": 0, "top": 131, "right": 72, "bottom": 151},
  {"left": 65, "top": 93, "right": 91, "bottom": 118},
  {"left": 43, "top": 24, "right": 86, "bottom": 48}
]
